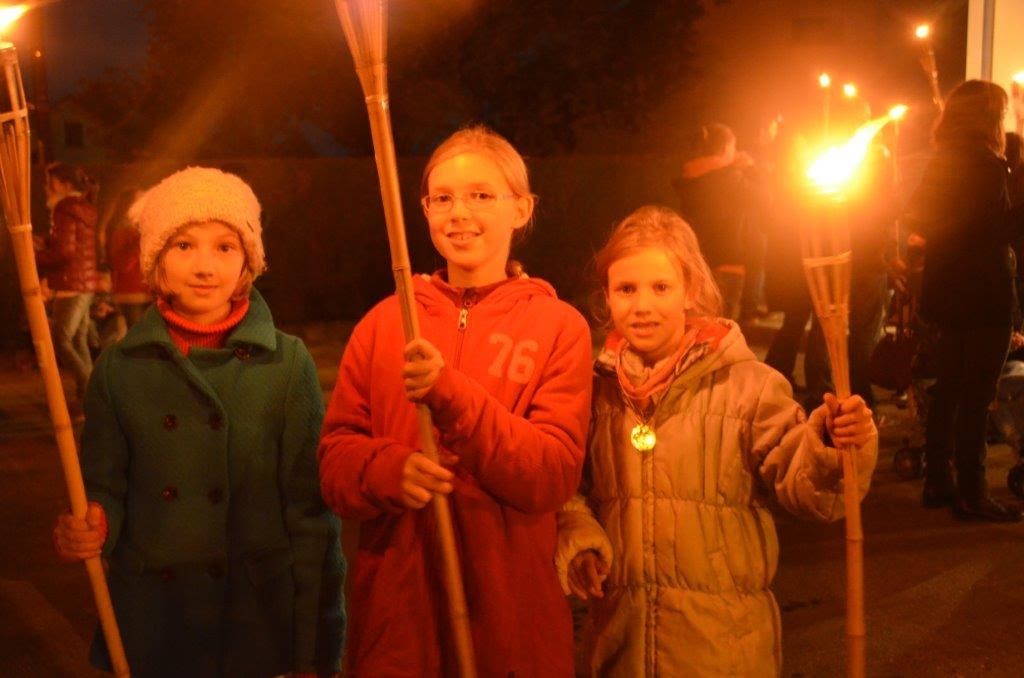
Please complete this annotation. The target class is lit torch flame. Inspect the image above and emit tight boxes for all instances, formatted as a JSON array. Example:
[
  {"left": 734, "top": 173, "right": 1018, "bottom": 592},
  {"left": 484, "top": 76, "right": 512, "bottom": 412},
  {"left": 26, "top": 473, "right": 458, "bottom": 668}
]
[
  {"left": 806, "top": 112, "right": 901, "bottom": 198},
  {"left": 888, "top": 104, "right": 908, "bottom": 121},
  {"left": 0, "top": 4, "right": 28, "bottom": 35}
]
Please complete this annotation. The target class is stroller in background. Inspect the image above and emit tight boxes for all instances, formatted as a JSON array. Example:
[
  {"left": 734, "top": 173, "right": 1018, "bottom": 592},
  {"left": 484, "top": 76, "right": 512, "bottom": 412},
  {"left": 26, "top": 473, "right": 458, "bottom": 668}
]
[
  {"left": 988, "top": 359, "right": 1024, "bottom": 497},
  {"left": 868, "top": 266, "right": 931, "bottom": 480},
  {"left": 878, "top": 246, "right": 1024, "bottom": 499}
]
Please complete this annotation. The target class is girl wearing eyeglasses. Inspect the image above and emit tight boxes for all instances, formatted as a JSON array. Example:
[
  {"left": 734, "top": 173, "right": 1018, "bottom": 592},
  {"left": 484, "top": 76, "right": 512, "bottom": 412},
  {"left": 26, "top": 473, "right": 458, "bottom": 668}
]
[{"left": 318, "top": 125, "right": 593, "bottom": 676}]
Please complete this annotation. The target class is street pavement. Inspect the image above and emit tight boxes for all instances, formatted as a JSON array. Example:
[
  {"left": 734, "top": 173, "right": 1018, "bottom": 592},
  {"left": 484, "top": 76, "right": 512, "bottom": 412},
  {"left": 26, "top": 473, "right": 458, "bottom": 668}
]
[{"left": 2, "top": 317, "right": 1023, "bottom": 676}]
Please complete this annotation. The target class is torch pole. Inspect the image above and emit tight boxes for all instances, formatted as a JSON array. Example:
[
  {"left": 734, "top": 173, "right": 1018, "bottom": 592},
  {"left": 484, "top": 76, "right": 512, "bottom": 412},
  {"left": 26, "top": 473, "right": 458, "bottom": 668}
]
[
  {"left": 801, "top": 206, "right": 864, "bottom": 678},
  {"left": 333, "top": 3, "right": 477, "bottom": 676},
  {"left": 0, "top": 44, "right": 129, "bottom": 676},
  {"left": 921, "top": 46, "right": 943, "bottom": 112}
]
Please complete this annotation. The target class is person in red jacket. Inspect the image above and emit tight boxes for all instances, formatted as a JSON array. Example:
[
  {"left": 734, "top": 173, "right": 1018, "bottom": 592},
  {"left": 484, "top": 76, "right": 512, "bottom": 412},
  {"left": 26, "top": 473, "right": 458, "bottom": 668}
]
[
  {"left": 106, "top": 187, "right": 149, "bottom": 328},
  {"left": 35, "top": 162, "right": 98, "bottom": 407},
  {"left": 318, "top": 125, "right": 593, "bottom": 676}
]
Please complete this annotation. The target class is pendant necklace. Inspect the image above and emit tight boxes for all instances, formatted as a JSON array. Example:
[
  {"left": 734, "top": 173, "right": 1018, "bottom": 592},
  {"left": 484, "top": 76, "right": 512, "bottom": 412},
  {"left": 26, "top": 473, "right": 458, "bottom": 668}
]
[{"left": 626, "top": 397, "right": 657, "bottom": 452}]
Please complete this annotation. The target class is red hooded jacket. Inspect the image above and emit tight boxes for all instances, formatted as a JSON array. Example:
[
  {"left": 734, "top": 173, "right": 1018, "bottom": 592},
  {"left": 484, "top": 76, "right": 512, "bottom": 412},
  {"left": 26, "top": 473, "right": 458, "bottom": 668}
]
[
  {"left": 319, "top": 272, "right": 593, "bottom": 677},
  {"left": 106, "top": 225, "right": 148, "bottom": 298},
  {"left": 36, "top": 195, "right": 98, "bottom": 293}
]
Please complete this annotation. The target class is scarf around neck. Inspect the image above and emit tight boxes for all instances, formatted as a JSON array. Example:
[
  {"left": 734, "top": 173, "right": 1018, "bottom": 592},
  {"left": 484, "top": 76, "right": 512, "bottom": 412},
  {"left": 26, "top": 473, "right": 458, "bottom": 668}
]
[{"left": 605, "top": 317, "right": 731, "bottom": 409}]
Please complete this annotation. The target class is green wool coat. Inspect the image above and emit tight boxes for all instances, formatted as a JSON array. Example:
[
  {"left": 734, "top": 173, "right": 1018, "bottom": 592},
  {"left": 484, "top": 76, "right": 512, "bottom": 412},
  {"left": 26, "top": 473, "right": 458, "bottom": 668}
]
[{"left": 81, "top": 290, "right": 344, "bottom": 678}]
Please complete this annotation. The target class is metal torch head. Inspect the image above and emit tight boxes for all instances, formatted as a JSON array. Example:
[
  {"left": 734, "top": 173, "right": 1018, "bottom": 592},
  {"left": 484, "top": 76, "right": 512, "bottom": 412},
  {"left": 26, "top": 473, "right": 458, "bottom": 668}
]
[{"left": 0, "top": 42, "right": 26, "bottom": 115}]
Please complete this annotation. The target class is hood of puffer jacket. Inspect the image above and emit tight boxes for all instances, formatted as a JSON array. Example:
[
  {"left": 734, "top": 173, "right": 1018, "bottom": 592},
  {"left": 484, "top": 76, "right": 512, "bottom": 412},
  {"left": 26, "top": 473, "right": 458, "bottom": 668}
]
[
  {"left": 596, "top": 318, "right": 755, "bottom": 390},
  {"left": 412, "top": 270, "right": 560, "bottom": 314}
]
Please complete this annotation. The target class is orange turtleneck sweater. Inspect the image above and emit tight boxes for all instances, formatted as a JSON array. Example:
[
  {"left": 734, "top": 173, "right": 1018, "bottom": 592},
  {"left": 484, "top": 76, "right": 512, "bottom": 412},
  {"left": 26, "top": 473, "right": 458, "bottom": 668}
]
[{"left": 156, "top": 297, "right": 250, "bottom": 356}]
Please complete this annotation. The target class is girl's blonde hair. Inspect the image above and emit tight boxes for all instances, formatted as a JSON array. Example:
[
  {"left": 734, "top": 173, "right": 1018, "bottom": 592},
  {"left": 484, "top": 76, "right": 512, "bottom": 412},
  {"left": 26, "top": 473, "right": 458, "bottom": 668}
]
[
  {"left": 421, "top": 125, "right": 535, "bottom": 264},
  {"left": 593, "top": 206, "right": 722, "bottom": 323},
  {"left": 147, "top": 221, "right": 254, "bottom": 302}
]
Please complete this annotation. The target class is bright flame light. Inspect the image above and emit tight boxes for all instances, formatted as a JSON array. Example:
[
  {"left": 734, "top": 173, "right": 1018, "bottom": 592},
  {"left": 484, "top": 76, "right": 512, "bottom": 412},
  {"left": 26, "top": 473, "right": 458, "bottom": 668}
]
[
  {"left": 888, "top": 104, "right": 908, "bottom": 121},
  {"left": 0, "top": 4, "right": 28, "bottom": 34},
  {"left": 806, "top": 116, "right": 891, "bottom": 197},
  {"left": 842, "top": 83, "right": 858, "bottom": 98},
  {"left": 819, "top": 72, "right": 832, "bottom": 89},
  {"left": 1014, "top": 71, "right": 1024, "bottom": 85},
  {"left": 915, "top": 23, "right": 931, "bottom": 40}
]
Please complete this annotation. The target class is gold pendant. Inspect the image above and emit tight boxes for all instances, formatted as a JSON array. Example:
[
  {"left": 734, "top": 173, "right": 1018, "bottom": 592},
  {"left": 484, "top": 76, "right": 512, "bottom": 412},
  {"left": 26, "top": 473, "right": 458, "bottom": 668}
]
[{"left": 630, "top": 424, "right": 656, "bottom": 452}]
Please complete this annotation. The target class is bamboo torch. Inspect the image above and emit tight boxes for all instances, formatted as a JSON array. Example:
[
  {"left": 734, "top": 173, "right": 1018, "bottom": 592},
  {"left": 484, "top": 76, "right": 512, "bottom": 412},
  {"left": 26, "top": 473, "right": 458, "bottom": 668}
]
[
  {"left": 332, "top": 2, "right": 477, "bottom": 676},
  {"left": 0, "top": 38, "right": 130, "bottom": 677},
  {"left": 802, "top": 113, "right": 894, "bottom": 678}
]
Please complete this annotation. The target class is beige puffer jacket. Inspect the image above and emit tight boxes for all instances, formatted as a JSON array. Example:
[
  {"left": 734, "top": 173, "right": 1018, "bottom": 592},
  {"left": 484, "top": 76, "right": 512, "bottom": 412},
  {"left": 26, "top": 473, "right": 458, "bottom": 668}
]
[{"left": 556, "top": 322, "right": 877, "bottom": 677}]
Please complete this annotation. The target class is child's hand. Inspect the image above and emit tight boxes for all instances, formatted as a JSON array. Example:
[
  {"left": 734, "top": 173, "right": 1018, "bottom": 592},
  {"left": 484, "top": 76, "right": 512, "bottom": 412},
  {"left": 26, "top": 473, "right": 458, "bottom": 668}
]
[
  {"left": 820, "top": 393, "right": 877, "bottom": 448},
  {"left": 53, "top": 502, "right": 107, "bottom": 562},
  {"left": 402, "top": 338, "right": 445, "bottom": 401},
  {"left": 567, "top": 550, "right": 609, "bottom": 600},
  {"left": 400, "top": 452, "right": 454, "bottom": 509}
]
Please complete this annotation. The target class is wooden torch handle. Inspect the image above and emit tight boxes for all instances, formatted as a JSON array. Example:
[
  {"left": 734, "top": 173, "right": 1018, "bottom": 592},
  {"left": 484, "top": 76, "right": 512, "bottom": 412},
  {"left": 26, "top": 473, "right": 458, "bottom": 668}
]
[{"left": 6, "top": 224, "right": 130, "bottom": 676}]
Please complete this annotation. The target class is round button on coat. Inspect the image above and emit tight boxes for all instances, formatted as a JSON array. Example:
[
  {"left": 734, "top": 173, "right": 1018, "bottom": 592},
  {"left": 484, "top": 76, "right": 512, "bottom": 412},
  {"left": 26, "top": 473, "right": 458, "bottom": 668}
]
[
  {"left": 208, "top": 414, "right": 224, "bottom": 430},
  {"left": 162, "top": 414, "right": 177, "bottom": 429},
  {"left": 161, "top": 486, "right": 178, "bottom": 501}
]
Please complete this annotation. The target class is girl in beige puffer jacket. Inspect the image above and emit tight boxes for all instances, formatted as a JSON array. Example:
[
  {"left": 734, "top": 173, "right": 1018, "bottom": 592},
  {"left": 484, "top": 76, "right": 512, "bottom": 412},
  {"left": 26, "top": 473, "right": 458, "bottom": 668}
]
[{"left": 557, "top": 206, "right": 878, "bottom": 677}]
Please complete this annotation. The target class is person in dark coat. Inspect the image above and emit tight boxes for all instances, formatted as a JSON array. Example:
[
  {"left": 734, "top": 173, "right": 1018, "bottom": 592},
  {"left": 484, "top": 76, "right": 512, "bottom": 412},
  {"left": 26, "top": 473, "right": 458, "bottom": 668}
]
[
  {"left": 674, "top": 123, "right": 768, "bottom": 320},
  {"left": 904, "top": 80, "right": 1024, "bottom": 522},
  {"left": 52, "top": 167, "right": 345, "bottom": 676},
  {"left": 35, "top": 162, "right": 98, "bottom": 406}
]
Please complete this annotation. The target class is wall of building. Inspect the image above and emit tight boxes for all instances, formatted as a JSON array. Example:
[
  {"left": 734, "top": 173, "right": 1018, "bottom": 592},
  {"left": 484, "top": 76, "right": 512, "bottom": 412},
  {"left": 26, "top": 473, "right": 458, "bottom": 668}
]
[{"left": 966, "top": 0, "right": 1024, "bottom": 132}]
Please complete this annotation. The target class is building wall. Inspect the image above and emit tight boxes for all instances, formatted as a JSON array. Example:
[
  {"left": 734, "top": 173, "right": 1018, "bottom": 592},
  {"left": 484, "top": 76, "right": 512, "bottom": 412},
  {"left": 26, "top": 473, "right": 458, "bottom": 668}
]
[{"left": 966, "top": 0, "right": 1024, "bottom": 132}]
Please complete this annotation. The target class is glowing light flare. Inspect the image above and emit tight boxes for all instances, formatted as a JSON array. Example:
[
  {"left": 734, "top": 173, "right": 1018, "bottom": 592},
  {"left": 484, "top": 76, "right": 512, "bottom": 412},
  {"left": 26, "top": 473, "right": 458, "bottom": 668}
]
[
  {"left": 842, "top": 83, "right": 858, "bottom": 99},
  {"left": 806, "top": 116, "right": 891, "bottom": 198},
  {"left": 1014, "top": 71, "right": 1024, "bottom": 85},
  {"left": 819, "top": 72, "right": 832, "bottom": 89},
  {"left": 915, "top": 23, "right": 931, "bottom": 40},
  {"left": 0, "top": 4, "right": 28, "bottom": 34},
  {"left": 888, "top": 104, "right": 908, "bottom": 121}
]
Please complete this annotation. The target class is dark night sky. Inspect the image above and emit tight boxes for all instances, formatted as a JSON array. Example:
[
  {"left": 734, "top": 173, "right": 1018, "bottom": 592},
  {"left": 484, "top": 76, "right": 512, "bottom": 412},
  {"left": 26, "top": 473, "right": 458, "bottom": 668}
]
[{"left": 11, "top": 0, "right": 148, "bottom": 100}]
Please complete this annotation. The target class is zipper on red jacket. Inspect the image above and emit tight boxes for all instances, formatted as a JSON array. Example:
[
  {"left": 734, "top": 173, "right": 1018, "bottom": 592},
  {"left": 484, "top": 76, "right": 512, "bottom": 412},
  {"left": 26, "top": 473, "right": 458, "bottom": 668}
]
[{"left": 452, "top": 289, "right": 476, "bottom": 368}]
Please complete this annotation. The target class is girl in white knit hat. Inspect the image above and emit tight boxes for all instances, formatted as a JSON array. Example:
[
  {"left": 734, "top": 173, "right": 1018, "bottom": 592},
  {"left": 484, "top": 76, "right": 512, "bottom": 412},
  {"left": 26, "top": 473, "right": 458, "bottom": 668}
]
[{"left": 51, "top": 167, "right": 345, "bottom": 677}]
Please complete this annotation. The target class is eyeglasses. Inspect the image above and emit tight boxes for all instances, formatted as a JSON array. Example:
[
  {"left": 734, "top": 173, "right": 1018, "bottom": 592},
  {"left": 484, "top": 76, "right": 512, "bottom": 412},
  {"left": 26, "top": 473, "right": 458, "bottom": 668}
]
[{"left": 421, "top": 190, "right": 516, "bottom": 214}]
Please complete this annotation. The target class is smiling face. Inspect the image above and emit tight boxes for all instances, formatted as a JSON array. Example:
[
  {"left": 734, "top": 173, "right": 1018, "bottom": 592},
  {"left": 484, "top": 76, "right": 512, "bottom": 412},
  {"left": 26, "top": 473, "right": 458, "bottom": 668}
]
[
  {"left": 158, "top": 220, "right": 246, "bottom": 325},
  {"left": 606, "top": 247, "right": 692, "bottom": 365},
  {"left": 423, "top": 152, "right": 532, "bottom": 287}
]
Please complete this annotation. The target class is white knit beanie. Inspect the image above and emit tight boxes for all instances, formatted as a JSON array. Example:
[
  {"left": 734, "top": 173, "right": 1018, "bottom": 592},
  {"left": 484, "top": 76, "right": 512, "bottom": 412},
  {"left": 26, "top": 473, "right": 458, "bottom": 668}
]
[{"left": 133, "top": 166, "right": 265, "bottom": 280}]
